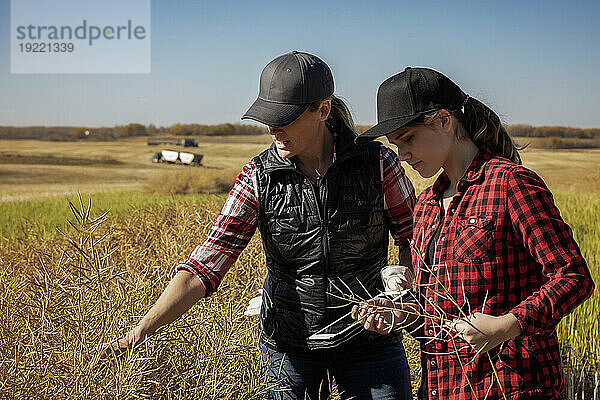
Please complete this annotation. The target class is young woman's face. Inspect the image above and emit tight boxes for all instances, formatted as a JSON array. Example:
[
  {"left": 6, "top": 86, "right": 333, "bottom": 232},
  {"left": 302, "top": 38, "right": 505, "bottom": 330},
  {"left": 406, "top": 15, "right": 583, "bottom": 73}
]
[
  {"left": 386, "top": 118, "right": 452, "bottom": 178},
  {"left": 268, "top": 101, "right": 329, "bottom": 159}
]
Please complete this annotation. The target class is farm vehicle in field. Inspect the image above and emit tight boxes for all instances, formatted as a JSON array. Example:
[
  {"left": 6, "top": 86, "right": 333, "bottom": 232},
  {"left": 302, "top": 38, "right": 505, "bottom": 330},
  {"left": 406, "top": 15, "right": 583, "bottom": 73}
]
[
  {"left": 147, "top": 137, "right": 198, "bottom": 147},
  {"left": 152, "top": 150, "right": 203, "bottom": 166}
]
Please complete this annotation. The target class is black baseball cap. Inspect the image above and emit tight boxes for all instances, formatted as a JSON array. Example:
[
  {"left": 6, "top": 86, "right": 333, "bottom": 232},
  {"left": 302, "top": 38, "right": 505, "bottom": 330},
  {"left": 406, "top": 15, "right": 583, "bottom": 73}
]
[
  {"left": 241, "top": 51, "right": 334, "bottom": 127},
  {"left": 356, "top": 67, "right": 465, "bottom": 144}
]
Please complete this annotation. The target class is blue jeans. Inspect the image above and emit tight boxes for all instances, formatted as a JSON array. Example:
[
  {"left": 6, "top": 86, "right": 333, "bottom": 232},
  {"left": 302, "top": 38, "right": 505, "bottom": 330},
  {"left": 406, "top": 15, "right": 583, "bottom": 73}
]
[{"left": 260, "top": 342, "right": 412, "bottom": 400}]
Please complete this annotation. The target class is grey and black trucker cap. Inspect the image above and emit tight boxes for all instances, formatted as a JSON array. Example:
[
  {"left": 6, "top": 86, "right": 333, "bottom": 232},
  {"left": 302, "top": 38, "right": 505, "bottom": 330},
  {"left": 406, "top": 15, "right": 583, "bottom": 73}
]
[
  {"left": 241, "top": 51, "right": 334, "bottom": 127},
  {"left": 356, "top": 67, "right": 465, "bottom": 144}
]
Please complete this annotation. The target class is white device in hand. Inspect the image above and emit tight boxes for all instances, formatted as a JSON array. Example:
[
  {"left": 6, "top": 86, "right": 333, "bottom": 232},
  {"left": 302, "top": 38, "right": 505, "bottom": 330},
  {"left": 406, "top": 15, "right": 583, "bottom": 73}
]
[
  {"left": 306, "top": 289, "right": 412, "bottom": 350},
  {"left": 306, "top": 264, "right": 413, "bottom": 349}
]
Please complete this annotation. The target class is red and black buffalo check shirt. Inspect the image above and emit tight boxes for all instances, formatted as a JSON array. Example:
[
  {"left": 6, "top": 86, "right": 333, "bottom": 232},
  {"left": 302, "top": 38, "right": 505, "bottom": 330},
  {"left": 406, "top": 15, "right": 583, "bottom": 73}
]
[{"left": 411, "top": 147, "right": 594, "bottom": 400}]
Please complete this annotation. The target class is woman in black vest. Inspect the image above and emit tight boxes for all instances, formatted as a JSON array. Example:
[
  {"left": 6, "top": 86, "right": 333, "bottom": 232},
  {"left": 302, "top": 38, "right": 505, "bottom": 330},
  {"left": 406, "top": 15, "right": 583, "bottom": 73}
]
[{"left": 104, "top": 52, "right": 417, "bottom": 400}]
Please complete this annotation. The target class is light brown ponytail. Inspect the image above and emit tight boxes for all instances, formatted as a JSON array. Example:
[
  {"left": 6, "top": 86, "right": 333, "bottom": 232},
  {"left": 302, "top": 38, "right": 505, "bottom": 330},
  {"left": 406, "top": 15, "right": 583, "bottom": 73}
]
[
  {"left": 309, "top": 94, "right": 356, "bottom": 134},
  {"left": 456, "top": 96, "right": 522, "bottom": 164}
]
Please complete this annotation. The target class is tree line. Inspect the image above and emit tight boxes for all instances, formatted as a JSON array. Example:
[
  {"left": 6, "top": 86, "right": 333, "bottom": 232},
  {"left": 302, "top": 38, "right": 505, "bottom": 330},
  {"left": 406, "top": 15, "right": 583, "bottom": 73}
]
[
  {"left": 506, "top": 124, "right": 600, "bottom": 139},
  {"left": 0, "top": 123, "right": 598, "bottom": 143},
  {"left": 169, "top": 123, "right": 265, "bottom": 136},
  {"left": 356, "top": 124, "right": 600, "bottom": 139},
  {"left": 0, "top": 123, "right": 267, "bottom": 141}
]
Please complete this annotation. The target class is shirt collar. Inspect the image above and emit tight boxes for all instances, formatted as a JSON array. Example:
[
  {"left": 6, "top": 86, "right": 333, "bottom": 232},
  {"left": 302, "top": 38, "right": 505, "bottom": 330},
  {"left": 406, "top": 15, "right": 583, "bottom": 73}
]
[{"left": 430, "top": 146, "right": 493, "bottom": 199}]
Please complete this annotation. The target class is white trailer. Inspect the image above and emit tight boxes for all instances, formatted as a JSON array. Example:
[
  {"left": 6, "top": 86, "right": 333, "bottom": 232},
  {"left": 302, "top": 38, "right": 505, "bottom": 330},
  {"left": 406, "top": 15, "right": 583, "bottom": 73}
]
[{"left": 152, "top": 150, "right": 203, "bottom": 166}]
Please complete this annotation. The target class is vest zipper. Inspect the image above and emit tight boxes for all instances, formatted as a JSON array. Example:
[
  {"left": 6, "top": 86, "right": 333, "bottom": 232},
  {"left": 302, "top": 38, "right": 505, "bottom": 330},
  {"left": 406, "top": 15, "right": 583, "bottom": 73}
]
[{"left": 308, "top": 178, "right": 330, "bottom": 327}]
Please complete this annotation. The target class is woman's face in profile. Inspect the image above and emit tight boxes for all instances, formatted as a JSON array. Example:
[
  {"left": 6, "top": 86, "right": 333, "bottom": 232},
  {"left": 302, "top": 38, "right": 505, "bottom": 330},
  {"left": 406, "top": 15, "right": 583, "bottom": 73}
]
[
  {"left": 268, "top": 101, "right": 330, "bottom": 159},
  {"left": 386, "top": 121, "right": 451, "bottom": 179}
]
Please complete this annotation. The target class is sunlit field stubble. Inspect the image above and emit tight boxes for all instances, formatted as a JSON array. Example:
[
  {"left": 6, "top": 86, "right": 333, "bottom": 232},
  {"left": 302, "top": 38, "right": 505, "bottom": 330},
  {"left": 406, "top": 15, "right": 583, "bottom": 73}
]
[{"left": 0, "top": 136, "right": 598, "bottom": 398}]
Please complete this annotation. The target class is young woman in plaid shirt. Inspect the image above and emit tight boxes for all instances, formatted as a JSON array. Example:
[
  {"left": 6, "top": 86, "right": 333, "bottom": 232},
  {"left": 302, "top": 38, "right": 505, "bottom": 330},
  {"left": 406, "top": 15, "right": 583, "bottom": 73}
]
[{"left": 354, "top": 67, "right": 594, "bottom": 400}]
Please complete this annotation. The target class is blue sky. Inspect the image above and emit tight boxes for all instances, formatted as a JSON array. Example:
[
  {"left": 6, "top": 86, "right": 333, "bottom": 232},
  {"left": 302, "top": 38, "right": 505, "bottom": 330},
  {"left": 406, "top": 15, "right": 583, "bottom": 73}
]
[{"left": 1, "top": 0, "right": 599, "bottom": 128}]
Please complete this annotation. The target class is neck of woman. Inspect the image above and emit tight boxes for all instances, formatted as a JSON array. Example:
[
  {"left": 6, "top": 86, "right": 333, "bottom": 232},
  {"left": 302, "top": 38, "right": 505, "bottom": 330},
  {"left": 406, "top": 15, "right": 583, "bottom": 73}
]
[
  {"left": 443, "top": 138, "right": 479, "bottom": 197},
  {"left": 295, "top": 123, "right": 334, "bottom": 179}
]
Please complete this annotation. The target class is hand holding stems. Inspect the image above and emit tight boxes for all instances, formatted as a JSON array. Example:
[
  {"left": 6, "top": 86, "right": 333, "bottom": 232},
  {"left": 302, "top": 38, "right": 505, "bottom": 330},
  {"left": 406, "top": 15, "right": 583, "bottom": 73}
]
[
  {"left": 351, "top": 294, "right": 523, "bottom": 354},
  {"left": 99, "top": 270, "right": 206, "bottom": 358},
  {"left": 445, "top": 312, "right": 522, "bottom": 354},
  {"left": 351, "top": 297, "right": 420, "bottom": 335}
]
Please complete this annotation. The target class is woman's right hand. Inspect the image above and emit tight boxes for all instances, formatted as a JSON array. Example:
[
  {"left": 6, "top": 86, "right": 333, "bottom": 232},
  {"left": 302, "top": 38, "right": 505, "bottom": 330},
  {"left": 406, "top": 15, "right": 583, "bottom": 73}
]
[
  {"left": 99, "top": 326, "right": 146, "bottom": 358},
  {"left": 95, "top": 271, "right": 206, "bottom": 360},
  {"left": 351, "top": 297, "right": 412, "bottom": 335}
]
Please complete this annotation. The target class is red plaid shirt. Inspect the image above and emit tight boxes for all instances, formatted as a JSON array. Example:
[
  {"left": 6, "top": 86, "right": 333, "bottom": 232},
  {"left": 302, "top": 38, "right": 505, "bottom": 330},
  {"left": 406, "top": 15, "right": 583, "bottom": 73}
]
[
  {"left": 412, "top": 147, "right": 594, "bottom": 400},
  {"left": 176, "top": 140, "right": 416, "bottom": 296}
]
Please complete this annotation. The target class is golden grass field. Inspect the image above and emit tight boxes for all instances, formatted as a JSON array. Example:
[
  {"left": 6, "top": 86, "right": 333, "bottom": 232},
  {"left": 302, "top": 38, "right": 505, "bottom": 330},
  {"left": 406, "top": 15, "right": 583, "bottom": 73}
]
[
  {"left": 0, "top": 136, "right": 598, "bottom": 399},
  {"left": 0, "top": 136, "right": 272, "bottom": 201}
]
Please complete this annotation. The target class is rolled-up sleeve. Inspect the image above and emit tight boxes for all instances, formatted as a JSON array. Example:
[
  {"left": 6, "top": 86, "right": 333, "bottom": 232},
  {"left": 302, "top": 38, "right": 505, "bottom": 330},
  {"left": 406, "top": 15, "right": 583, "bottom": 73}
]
[
  {"left": 173, "top": 162, "right": 259, "bottom": 296},
  {"left": 380, "top": 145, "right": 416, "bottom": 246},
  {"left": 506, "top": 166, "right": 594, "bottom": 334}
]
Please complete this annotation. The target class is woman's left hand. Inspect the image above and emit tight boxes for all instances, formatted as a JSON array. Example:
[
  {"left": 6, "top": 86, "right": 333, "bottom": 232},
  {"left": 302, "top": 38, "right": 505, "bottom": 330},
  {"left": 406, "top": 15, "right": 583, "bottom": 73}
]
[
  {"left": 352, "top": 297, "right": 419, "bottom": 335},
  {"left": 445, "top": 313, "right": 522, "bottom": 354}
]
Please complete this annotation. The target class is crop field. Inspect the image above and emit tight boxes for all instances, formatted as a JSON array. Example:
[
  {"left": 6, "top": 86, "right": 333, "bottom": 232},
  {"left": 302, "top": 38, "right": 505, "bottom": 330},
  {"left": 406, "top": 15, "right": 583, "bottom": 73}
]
[
  {"left": 0, "top": 136, "right": 598, "bottom": 399},
  {"left": 0, "top": 136, "right": 271, "bottom": 201}
]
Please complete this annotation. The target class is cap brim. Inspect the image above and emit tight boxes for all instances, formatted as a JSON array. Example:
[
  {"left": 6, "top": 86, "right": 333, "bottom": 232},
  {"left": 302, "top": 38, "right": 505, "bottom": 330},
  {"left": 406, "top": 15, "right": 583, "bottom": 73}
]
[
  {"left": 241, "top": 98, "right": 309, "bottom": 127},
  {"left": 355, "top": 114, "right": 422, "bottom": 145}
]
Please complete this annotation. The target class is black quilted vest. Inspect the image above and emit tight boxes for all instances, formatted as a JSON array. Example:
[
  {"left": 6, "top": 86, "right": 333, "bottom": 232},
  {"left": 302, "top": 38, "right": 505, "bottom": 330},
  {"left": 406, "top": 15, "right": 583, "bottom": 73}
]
[{"left": 253, "top": 126, "right": 399, "bottom": 353}]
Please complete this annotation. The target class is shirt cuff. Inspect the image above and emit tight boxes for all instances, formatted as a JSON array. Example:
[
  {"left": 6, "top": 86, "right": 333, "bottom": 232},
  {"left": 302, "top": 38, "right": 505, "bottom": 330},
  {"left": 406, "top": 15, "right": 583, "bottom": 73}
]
[
  {"left": 173, "top": 263, "right": 212, "bottom": 296},
  {"left": 509, "top": 306, "right": 538, "bottom": 336}
]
